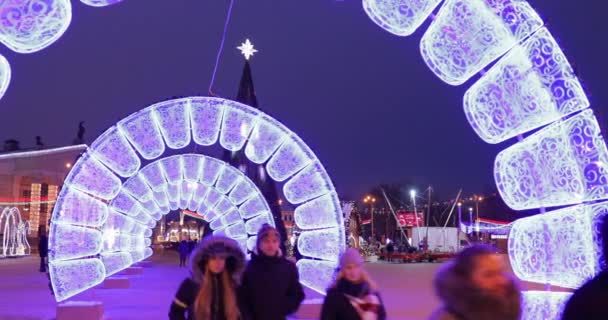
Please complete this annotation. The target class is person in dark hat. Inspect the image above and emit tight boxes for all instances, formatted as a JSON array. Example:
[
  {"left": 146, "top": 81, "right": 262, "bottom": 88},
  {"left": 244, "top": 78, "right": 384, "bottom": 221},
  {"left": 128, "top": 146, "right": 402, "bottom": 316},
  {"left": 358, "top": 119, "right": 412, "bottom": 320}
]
[
  {"left": 321, "top": 248, "right": 386, "bottom": 320},
  {"left": 238, "top": 224, "right": 304, "bottom": 320},
  {"left": 169, "top": 235, "right": 245, "bottom": 320}
]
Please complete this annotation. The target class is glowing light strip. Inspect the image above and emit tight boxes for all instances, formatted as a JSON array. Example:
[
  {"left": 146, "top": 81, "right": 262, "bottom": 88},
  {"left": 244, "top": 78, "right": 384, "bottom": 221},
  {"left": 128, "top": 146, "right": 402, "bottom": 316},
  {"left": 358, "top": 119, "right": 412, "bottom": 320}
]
[{"left": 0, "top": 144, "right": 87, "bottom": 160}]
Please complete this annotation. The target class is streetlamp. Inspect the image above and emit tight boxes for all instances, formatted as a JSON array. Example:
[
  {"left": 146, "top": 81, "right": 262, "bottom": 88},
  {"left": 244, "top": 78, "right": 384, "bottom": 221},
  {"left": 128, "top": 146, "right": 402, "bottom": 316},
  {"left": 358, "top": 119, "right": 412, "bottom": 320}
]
[
  {"left": 363, "top": 195, "right": 376, "bottom": 238},
  {"left": 468, "top": 207, "right": 473, "bottom": 241},
  {"left": 410, "top": 190, "right": 422, "bottom": 243},
  {"left": 457, "top": 202, "right": 462, "bottom": 250},
  {"left": 475, "top": 196, "right": 483, "bottom": 239}
]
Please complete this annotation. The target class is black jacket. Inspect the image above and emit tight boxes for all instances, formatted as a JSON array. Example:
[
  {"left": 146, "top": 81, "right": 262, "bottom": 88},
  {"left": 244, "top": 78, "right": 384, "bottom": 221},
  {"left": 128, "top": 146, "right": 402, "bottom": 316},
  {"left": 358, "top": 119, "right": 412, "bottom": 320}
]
[
  {"left": 238, "top": 253, "right": 304, "bottom": 320},
  {"left": 562, "top": 270, "right": 608, "bottom": 320},
  {"left": 321, "top": 279, "right": 386, "bottom": 320},
  {"left": 38, "top": 235, "right": 48, "bottom": 258},
  {"left": 169, "top": 276, "right": 227, "bottom": 320}
]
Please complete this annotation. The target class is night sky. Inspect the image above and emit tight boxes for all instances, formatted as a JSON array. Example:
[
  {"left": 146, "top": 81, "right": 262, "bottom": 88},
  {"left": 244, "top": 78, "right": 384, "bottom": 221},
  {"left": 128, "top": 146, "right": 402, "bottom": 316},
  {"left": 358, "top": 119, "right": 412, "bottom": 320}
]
[{"left": 0, "top": 1, "right": 606, "bottom": 201}]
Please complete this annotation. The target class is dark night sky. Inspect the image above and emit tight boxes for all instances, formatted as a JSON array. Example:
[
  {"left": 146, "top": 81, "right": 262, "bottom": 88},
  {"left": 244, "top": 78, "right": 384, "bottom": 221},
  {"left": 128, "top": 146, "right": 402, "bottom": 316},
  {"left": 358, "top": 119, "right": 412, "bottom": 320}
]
[{"left": 0, "top": 1, "right": 606, "bottom": 201}]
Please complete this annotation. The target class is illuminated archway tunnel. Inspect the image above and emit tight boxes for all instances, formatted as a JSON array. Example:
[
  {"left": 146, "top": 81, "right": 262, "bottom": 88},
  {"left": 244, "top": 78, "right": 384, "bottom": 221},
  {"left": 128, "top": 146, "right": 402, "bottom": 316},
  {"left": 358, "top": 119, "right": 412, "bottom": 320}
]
[{"left": 49, "top": 97, "right": 345, "bottom": 301}]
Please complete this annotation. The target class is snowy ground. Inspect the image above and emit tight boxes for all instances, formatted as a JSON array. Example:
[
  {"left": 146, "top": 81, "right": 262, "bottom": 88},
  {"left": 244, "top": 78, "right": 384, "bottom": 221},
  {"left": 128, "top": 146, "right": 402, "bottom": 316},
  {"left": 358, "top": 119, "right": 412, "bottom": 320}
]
[{"left": 0, "top": 251, "right": 545, "bottom": 320}]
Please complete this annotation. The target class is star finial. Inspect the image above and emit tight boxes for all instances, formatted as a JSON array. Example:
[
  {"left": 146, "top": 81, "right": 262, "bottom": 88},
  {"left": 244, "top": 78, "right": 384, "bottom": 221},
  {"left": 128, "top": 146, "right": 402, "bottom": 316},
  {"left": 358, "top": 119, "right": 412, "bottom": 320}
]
[{"left": 237, "top": 39, "right": 257, "bottom": 60}]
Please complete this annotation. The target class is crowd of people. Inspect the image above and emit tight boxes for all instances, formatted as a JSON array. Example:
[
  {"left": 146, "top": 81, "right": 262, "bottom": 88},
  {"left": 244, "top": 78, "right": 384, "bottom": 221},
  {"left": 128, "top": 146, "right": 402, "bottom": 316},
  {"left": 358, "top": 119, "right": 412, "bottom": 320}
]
[{"left": 166, "top": 212, "right": 608, "bottom": 319}]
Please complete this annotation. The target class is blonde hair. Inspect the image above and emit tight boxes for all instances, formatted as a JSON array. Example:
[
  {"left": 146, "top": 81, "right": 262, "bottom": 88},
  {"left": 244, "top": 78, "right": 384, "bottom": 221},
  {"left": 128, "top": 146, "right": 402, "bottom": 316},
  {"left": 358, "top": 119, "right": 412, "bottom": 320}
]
[
  {"left": 329, "top": 265, "right": 378, "bottom": 292},
  {"left": 194, "top": 265, "right": 240, "bottom": 320}
]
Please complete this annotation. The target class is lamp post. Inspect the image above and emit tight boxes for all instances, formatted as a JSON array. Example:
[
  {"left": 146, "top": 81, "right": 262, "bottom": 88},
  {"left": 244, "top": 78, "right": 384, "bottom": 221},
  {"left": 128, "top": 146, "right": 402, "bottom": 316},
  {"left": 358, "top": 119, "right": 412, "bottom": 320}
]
[
  {"left": 475, "top": 196, "right": 483, "bottom": 240},
  {"left": 363, "top": 195, "right": 376, "bottom": 238},
  {"left": 468, "top": 207, "right": 474, "bottom": 241},
  {"left": 410, "top": 190, "right": 422, "bottom": 243},
  {"left": 457, "top": 202, "right": 462, "bottom": 250}
]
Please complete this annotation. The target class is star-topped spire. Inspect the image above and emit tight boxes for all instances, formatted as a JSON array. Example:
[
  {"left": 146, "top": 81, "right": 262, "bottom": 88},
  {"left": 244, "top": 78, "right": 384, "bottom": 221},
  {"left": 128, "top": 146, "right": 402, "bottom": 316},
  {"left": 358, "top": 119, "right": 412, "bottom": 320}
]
[{"left": 237, "top": 39, "right": 257, "bottom": 60}]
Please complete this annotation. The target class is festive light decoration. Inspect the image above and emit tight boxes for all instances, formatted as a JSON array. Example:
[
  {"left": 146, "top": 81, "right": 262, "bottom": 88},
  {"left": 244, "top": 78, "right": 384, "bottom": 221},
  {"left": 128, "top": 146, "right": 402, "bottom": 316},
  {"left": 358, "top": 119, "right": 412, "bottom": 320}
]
[
  {"left": 464, "top": 28, "right": 589, "bottom": 144},
  {"left": 362, "top": 0, "right": 443, "bottom": 36},
  {"left": 495, "top": 110, "right": 608, "bottom": 210},
  {"left": 237, "top": 39, "right": 258, "bottom": 61},
  {"left": 420, "top": 0, "right": 543, "bottom": 85},
  {"left": 0, "top": 54, "right": 10, "bottom": 100},
  {"left": 297, "top": 259, "right": 338, "bottom": 294},
  {"left": 0, "top": 207, "right": 30, "bottom": 257},
  {"left": 509, "top": 202, "right": 608, "bottom": 288},
  {"left": 90, "top": 127, "right": 141, "bottom": 178},
  {"left": 80, "top": 0, "right": 124, "bottom": 7},
  {"left": 0, "top": 0, "right": 72, "bottom": 54},
  {"left": 521, "top": 291, "right": 571, "bottom": 320},
  {"left": 49, "top": 97, "right": 343, "bottom": 301},
  {"left": 49, "top": 258, "right": 106, "bottom": 302}
]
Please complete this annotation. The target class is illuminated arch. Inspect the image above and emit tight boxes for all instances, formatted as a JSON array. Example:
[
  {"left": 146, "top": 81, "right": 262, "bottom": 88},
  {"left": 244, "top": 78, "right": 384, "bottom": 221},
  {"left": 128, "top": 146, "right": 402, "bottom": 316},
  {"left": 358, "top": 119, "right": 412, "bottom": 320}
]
[
  {"left": 363, "top": 0, "right": 608, "bottom": 318},
  {"left": 0, "top": 54, "right": 10, "bottom": 100},
  {"left": 1, "top": 207, "right": 31, "bottom": 257},
  {"left": 49, "top": 96, "right": 345, "bottom": 301}
]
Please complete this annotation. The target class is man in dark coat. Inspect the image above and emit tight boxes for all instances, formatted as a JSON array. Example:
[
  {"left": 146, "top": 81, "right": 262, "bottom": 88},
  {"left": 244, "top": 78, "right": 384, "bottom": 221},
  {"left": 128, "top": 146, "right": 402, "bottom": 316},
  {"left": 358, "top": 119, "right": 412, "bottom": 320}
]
[
  {"left": 562, "top": 213, "right": 608, "bottom": 320},
  {"left": 38, "top": 226, "right": 48, "bottom": 272},
  {"left": 239, "top": 224, "right": 304, "bottom": 320}
]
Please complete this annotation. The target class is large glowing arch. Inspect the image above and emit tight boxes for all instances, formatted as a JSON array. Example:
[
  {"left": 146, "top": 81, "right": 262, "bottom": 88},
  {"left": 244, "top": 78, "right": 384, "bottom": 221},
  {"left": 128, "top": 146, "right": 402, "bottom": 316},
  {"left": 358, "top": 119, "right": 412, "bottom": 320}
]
[
  {"left": 49, "top": 96, "right": 345, "bottom": 301},
  {"left": 363, "top": 0, "right": 608, "bottom": 318}
]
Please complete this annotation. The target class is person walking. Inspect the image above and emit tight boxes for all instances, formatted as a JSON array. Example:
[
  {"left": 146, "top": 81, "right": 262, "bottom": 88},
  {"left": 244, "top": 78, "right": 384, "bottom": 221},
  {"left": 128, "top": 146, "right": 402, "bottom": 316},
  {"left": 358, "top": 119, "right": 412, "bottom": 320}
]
[
  {"left": 178, "top": 238, "right": 190, "bottom": 267},
  {"left": 561, "top": 213, "right": 608, "bottom": 320},
  {"left": 321, "top": 248, "right": 386, "bottom": 320},
  {"left": 239, "top": 224, "right": 304, "bottom": 320},
  {"left": 429, "top": 245, "right": 521, "bottom": 320},
  {"left": 38, "top": 226, "right": 48, "bottom": 273},
  {"left": 169, "top": 235, "right": 245, "bottom": 320}
]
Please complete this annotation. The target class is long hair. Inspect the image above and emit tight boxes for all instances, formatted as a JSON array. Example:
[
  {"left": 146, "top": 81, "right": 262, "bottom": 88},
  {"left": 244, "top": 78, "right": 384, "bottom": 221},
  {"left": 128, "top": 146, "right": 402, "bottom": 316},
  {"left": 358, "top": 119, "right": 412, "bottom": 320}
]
[
  {"left": 329, "top": 266, "right": 378, "bottom": 292},
  {"left": 193, "top": 265, "right": 240, "bottom": 320}
]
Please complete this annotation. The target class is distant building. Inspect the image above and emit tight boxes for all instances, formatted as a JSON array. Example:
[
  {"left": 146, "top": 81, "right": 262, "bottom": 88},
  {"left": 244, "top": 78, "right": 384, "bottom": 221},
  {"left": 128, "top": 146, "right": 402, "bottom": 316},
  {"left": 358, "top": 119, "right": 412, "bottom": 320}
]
[{"left": 0, "top": 145, "right": 86, "bottom": 237}]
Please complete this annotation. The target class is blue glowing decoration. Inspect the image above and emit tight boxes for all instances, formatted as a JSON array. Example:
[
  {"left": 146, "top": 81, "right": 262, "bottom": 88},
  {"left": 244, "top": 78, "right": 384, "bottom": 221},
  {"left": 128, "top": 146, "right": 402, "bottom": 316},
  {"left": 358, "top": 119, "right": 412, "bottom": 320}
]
[
  {"left": 52, "top": 187, "right": 108, "bottom": 227},
  {"left": 0, "top": 0, "right": 72, "bottom": 53},
  {"left": 64, "top": 152, "right": 122, "bottom": 200},
  {"left": 266, "top": 135, "right": 315, "bottom": 182},
  {"left": 420, "top": 0, "right": 543, "bottom": 85},
  {"left": 140, "top": 161, "right": 168, "bottom": 192},
  {"left": 220, "top": 101, "right": 258, "bottom": 151},
  {"left": 200, "top": 157, "right": 223, "bottom": 186},
  {"left": 362, "top": 0, "right": 443, "bottom": 36},
  {"left": 0, "top": 54, "right": 10, "bottom": 100},
  {"left": 495, "top": 110, "right": 608, "bottom": 210},
  {"left": 190, "top": 97, "right": 224, "bottom": 146},
  {"left": 521, "top": 291, "right": 571, "bottom": 320},
  {"left": 50, "top": 97, "right": 343, "bottom": 301},
  {"left": 90, "top": 126, "right": 141, "bottom": 177},
  {"left": 122, "top": 173, "right": 153, "bottom": 202},
  {"left": 182, "top": 154, "right": 204, "bottom": 182},
  {"left": 160, "top": 156, "right": 184, "bottom": 185},
  {"left": 464, "top": 27, "right": 589, "bottom": 144},
  {"left": 101, "top": 252, "right": 132, "bottom": 277},
  {"left": 49, "top": 258, "right": 105, "bottom": 301},
  {"left": 118, "top": 109, "right": 165, "bottom": 160},
  {"left": 245, "top": 114, "right": 288, "bottom": 164},
  {"left": 509, "top": 202, "right": 608, "bottom": 288},
  {"left": 297, "top": 259, "right": 338, "bottom": 294},
  {"left": 80, "top": 0, "right": 124, "bottom": 7},
  {"left": 153, "top": 99, "right": 191, "bottom": 149},
  {"left": 298, "top": 227, "right": 343, "bottom": 262},
  {"left": 49, "top": 224, "right": 102, "bottom": 261},
  {"left": 294, "top": 192, "right": 341, "bottom": 230},
  {"left": 283, "top": 162, "right": 332, "bottom": 204}
]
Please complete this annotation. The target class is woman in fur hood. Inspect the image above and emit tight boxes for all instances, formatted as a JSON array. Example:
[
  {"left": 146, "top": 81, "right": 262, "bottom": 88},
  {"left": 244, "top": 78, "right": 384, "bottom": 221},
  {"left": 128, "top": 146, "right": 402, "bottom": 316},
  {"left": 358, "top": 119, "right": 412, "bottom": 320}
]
[
  {"left": 169, "top": 235, "right": 245, "bottom": 320},
  {"left": 429, "top": 245, "right": 521, "bottom": 320}
]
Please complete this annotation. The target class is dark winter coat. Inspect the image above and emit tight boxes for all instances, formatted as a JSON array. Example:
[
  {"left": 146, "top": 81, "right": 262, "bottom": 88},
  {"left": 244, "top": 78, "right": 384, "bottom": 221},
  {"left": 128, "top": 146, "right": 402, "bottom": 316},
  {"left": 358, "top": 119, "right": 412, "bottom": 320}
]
[
  {"left": 238, "top": 253, "right": 305, "bottom": 320},
  {"left": 561, "top": 270, "right": 608, "bottom": 320},
  {"left": 169, "top": 236, "right": 245, "bottom": 320},
  {"left": 429, "top": 260, "right": 521, "bottom": 320},
  {"left": 321, "top": 279, "right": 386, "bottom": 320},
  {"left": 38, "top": 235, "right": 48, "bottom": 258},
  {"left": 178, "top": 240, "right": 190, "bottom": 256}
]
